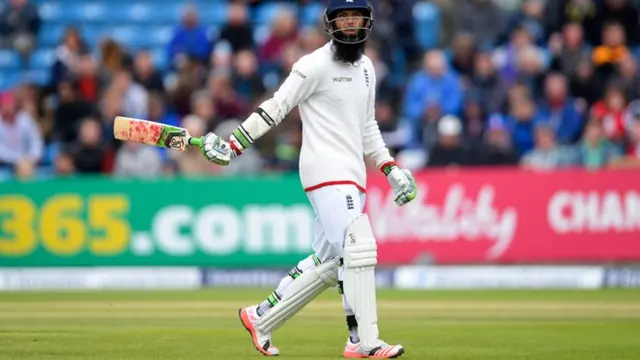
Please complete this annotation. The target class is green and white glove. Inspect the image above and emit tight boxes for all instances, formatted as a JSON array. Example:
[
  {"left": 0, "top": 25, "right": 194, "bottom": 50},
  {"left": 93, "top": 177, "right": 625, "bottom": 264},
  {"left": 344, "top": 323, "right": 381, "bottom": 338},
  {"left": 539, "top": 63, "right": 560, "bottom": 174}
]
[
  {"left": 200, "top": 132, "right": 237, "bottom": 166},
  {"left": 383, "top": 163, "right": 417, "bottom": 206}
]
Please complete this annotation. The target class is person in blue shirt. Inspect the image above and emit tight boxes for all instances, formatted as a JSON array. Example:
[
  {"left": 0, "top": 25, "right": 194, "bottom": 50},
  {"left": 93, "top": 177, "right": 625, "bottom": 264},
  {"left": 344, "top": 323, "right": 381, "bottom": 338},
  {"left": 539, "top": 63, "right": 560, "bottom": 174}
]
[{"left": 402, "top": 49, "right": 463, "bottom": 149}]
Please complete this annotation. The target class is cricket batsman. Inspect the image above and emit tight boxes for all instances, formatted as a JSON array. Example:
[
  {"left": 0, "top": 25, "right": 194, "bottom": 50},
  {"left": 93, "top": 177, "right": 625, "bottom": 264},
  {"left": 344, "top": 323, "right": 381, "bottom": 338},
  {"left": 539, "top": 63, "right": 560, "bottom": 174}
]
[{"left": 200, "top": 0, "right": 416, "bottom": 357}]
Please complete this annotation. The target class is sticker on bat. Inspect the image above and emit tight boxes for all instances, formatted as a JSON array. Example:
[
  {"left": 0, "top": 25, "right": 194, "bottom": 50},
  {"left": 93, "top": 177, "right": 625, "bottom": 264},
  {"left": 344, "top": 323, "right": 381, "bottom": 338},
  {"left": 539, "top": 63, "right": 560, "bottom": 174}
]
[{"left": 164, "top": 131, "right": 187, "bottom": 149}]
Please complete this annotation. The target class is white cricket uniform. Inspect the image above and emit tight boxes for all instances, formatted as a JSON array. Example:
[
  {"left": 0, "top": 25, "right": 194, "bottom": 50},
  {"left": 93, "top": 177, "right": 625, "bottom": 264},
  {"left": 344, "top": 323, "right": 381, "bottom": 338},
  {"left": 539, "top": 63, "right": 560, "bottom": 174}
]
[{"left": 234, "top": 41, "right": 394, "bottom": 261}]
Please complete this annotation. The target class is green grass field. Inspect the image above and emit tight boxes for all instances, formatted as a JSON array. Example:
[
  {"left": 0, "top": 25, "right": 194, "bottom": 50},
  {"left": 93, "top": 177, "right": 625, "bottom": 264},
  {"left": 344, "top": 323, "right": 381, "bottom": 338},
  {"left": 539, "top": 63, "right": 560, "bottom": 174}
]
[{"left": 1, "top": 289, "right": 639, "bottom": 360}]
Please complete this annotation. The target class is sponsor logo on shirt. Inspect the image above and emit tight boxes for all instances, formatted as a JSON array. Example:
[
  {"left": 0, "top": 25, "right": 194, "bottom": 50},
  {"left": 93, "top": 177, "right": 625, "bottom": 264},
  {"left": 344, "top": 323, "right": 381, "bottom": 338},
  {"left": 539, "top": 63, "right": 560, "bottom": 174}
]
[
  {"left": 292, "top": 69, "right": 307, "bottom": 79},
  {"left": 332, "top": 76, "right": 353, "bottom": 82}
]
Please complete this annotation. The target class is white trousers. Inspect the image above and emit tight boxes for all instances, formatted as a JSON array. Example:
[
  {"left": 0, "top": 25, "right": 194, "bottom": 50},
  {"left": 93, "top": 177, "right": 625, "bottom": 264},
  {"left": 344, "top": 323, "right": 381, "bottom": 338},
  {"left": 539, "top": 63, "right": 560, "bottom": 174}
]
[
  {"left": 307, "top": 184, "right": 367, "bottom": 263},
  {"left": 308, "top": 184, "right": 366, "bottom": 316}
]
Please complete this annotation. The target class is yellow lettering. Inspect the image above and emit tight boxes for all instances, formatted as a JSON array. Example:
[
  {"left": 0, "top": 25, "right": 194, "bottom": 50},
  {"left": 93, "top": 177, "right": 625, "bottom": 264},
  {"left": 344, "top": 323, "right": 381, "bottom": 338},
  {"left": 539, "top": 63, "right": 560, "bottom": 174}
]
[
  {"left": 89, "top": 195, "right": 130, "bottom": 255},
  {"left": 39, "top": 194, "right": 85, "bottom": 255},
  {"left": 0, "top": 195, "right": 37, "bottom": 256}
]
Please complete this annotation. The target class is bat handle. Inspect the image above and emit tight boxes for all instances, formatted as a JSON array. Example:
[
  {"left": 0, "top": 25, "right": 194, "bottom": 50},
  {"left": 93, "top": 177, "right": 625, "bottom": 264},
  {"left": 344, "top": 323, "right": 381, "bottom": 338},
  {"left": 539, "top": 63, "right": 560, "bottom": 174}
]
[{"left": 189, "top": 137, "right": 203, "bottom": 147}]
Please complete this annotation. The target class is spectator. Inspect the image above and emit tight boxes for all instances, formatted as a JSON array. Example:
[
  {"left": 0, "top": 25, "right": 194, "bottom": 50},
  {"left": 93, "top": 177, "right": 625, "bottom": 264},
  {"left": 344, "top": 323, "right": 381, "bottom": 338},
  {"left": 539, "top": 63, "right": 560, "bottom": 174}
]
[
  {"left": 461, "top": 91, "right": 486, "bottom": 144},
  {"left": 53, "top": 77, "right": 96, "bottom": 144},
  {"left": 427, "top": 115, "right": 475, "bottom": 167},
  {"left": 169, "top": 114, "right": 217, "bottom": 175},
  {"left": 571, "top": 119, "right": 621, "bottom": 169},
  {"left": 259, "top": 9, "right": 299, "bottom": 64},
  {"left": 75, "top": 53, "right": 101, "bottom": 103},
  {"left": 299, "top": 27, "right": 325, "bottom": 55},
  {"left": 537, "top": 73, "right": 585, "bottom": 144},
  {"left": 611, "top": 54, "right": 639, "bottom": 100},
  {"left": 501, "top": 0, "right": 546, "bottom": 45},
  {"left": 110, "top": 69, "right": 148, "bottom": 119},
  {"left": 113, "top": 141, "right": 163, "bottom": 178},
  {"left": 592, "top": 21, "right": 631, "bottom": 82},
  {"left": 584, "top": 0, "right": 640, "bottom": 46},
  {"left": 232, "top": 50, "right": 266, "bottom": 106},
  {"left": 590, "top": 82, "right": 629, "bottom": 143},
  {"left": 513, "top": 44, "right": 547, "bottom": 99},
  {"left": 455, "top": 0, "right": 506, "bottom": 47},
  {"left": 133, "top": 51, "right": 165, "bottom": 94},
  {"left": 549, "top": 22, "right": 590, "bottom": 78},
  {"left": 169, "top": 57, "right": 206, "bottom": 117},
  {"left": 520, "top": 124, "right": 570, "bottom": 170},
  {"left": 148, "top": 92, "right": 179, "bottom": 128},
  {"left": 189, "top": 89, "right": 221, "bottom": 133},
  {"left": 569, "top": 57, "right": 603, "bottom": 106},
  {"left": 279, "top": 43, "right": 303, "bottom": 75},
  {"left": 403, "top": 50, "right": 463, "bottom": 149},
  {"left": 505, "top": 84, "right": 543, "bottom": 155},
  {"left": 477, "top": 114, "right": 519, "bottom": 166},
  {"left": 470, "top": 49, "right": 508, "bottom": 115},
  {"left": 493, "top": 24, "right": 544, "bottom": 86},
  {"left": 0, "top": 91, "right": 43, "bottom": 177},
  {"left": 99, "top": 38, "right": 129, "bottom": 84},
  {"left": 207, "top": 69, "right": 247, "bottom": 119},
  {"left": 544, "top": 0, "right": 597, "bottom": 36},
  {"left": 218, "top": 2, "right": 254, "bottom": 54},
  {"left": 450, "top": 33, "right": 476, "bottom": 81},
  {"left": 167, "top": 5, "right": 211, "bottom": 66},
  {"left": 617, "top": 109, "right": 640, "bottom": 166},
  {"left": 65, "top": 117, "right": 105, "bottom": 174},
  {"left": 50, "top": 27, "right": 87, "bottom": 88},
  {"left": 0, "top": 0, "right": 40, "bottom": 59},
  {"left": 53, "top": 150, "right": 75, "bottom": 176}
]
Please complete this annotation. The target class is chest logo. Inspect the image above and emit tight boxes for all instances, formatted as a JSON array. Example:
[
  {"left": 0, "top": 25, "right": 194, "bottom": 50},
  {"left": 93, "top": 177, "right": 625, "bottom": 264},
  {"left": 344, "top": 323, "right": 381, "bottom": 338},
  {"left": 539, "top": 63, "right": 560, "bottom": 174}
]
[{"left": 332, "top": 76, "right": 353, "bottom": 82}]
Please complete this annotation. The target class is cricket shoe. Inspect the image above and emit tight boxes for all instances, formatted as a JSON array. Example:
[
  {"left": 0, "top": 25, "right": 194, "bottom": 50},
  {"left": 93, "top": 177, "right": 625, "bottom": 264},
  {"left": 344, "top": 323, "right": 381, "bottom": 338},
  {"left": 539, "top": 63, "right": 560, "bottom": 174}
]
[
  {"left": 343, "top": 338, "right": 404, "bottom": 359},
  {"left": 238, "top": 305, "right": 280, "bottom": 356}
]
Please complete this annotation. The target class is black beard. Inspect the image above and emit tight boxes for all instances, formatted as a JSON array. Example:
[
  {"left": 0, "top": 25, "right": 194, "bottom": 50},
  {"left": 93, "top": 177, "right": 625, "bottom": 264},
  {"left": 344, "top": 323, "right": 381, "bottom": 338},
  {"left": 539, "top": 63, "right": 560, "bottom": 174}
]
[{"left": 331, "top": 40, "right": 366, "bottom": 64}]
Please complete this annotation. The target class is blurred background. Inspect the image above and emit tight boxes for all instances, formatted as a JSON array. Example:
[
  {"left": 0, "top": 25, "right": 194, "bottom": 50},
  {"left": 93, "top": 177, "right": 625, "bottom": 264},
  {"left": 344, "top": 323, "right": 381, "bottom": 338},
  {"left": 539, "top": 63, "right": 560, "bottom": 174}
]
[{"left": 0, "top": 0, "right": 639, "bottom": 291}]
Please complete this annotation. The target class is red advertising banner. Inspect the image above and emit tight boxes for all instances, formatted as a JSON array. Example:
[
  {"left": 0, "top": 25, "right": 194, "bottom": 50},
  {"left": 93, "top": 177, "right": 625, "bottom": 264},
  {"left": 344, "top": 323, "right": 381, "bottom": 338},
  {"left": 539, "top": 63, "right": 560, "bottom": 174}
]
[{"left": 365, "top": 168, "right": 640, "bottom": 265}]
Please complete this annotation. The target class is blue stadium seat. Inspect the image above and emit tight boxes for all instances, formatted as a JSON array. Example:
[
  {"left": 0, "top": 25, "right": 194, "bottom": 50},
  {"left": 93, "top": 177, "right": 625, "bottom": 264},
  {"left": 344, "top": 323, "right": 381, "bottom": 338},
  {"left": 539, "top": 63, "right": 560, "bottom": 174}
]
[
  {"left": 108, "top": 3, "right": 154, "bottom": 23},
  {"left": 23, "top": 69, "right": 51, "bottom": 87},
  {"left": 199, "top": 3, "right": 229, "bottom": 26},
  {"left": 413, "top": 2, "right": 440, "bottom": 50},
  {"left": 0, "top": 50, "right": 20, "bottom": 70},
  {"left": 73, "top": 2, "right": 109, "bottom": 22},
  {"left": 0, "top": 72, "right": 21, "bottom": 91},
  {"left": 38, "top": 23, "right": 66, "bottom": 47},
  {"left": 301, "top": 2, "right": 324, "bottom": 27},
  {"left": 253, "top": 2, "right": 299, "bottom": 26},
  {"left": 38, "top": 2, "right": 63, "bottom": 22},
  {"left": 152, "top": 3, "right": 186, "bottom": 23},
  {"left": 150, "top": 47, "right": 169, "bottom": 70},
  {"left": 29, "top": 48, "right": 56, "bottom": 70}
]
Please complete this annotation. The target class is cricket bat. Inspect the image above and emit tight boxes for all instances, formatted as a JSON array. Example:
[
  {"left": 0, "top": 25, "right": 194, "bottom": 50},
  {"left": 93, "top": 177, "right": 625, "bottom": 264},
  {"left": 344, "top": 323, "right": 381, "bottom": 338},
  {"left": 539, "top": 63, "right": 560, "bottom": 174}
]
[{"left": 113, "top": 116, "right": 203, "bottom": 151}]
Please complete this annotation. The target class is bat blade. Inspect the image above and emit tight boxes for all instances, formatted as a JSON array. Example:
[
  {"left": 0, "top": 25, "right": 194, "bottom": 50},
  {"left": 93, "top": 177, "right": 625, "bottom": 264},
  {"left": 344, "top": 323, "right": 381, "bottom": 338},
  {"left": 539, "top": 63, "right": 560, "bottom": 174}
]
[{"left": 113, "top": 116, "right": 202, "bottom": 151}]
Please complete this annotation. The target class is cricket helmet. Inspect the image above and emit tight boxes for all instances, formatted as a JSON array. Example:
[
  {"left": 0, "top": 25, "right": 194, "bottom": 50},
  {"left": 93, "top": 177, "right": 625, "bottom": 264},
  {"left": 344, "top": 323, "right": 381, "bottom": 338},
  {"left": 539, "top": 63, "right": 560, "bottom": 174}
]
[{"left": 324, "top": 0, "right": 374, "bottom": 44}]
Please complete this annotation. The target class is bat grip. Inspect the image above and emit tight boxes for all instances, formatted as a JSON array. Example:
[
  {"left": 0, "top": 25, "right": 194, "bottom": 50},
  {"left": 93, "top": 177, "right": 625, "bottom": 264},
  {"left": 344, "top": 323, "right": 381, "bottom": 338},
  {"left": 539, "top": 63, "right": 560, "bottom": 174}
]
[{"left": 189, "top": 137, "right": 203, "bottom": 147}]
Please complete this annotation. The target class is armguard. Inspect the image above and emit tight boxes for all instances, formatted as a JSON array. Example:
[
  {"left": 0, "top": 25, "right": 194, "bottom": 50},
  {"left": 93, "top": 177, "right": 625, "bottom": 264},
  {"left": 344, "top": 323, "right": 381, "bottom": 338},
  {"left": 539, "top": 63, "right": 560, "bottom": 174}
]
[{"left": 230, "top": 98, "right": 282, "bottom": 154}]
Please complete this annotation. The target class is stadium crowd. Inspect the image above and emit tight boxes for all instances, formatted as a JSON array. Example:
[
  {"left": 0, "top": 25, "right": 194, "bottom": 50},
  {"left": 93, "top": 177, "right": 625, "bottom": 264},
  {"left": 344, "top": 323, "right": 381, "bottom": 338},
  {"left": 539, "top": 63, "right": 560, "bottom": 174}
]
[{"left": 1, "top": 0, "right": 640, "bottom": 180}]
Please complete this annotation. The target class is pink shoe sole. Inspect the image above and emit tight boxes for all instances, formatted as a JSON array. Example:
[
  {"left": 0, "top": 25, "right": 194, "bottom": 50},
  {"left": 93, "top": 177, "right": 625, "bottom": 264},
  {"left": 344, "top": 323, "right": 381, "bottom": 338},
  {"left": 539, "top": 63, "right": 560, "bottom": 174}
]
[{"left": 238, "top": 308, "right": 278, "bottom": 357}]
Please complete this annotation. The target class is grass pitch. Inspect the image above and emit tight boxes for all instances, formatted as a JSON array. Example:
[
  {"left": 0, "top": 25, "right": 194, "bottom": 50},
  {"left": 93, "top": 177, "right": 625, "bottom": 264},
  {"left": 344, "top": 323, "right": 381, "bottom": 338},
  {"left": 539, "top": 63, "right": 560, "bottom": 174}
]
[{"left": 0, "top": 289, "right": 639, "bottom": 360}]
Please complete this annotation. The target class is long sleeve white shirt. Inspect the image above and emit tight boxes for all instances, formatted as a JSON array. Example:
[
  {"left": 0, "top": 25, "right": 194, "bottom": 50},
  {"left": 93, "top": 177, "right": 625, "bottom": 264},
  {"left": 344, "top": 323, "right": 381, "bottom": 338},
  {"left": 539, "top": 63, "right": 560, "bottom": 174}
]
[{"left": 234, "top": 42, "right": 394, "bottom": 192}]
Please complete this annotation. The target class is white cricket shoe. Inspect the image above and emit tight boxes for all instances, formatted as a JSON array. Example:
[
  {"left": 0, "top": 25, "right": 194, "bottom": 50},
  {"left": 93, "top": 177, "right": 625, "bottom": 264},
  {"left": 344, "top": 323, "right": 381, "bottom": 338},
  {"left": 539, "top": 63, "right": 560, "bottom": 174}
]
[
  {"left": 238, "top": 305, "right": 280, "bottom": 356},
  {"left": 343, "top": 338, "right": 405, "bottom": 359}
]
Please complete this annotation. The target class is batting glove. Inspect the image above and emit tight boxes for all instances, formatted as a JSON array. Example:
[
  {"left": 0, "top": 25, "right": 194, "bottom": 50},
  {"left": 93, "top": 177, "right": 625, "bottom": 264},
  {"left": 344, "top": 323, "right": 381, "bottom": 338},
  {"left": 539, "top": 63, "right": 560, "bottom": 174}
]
[
  {"left": 385, "top": 165, "right": 417, "bottom": 206},
  {"left": 200, "top": 132, "right": 236, "bottom": 166}
]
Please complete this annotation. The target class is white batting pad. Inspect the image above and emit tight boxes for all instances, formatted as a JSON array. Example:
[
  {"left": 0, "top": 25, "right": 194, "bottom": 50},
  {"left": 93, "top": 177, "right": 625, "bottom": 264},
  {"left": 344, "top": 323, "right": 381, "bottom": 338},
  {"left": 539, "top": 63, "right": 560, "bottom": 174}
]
[
  {"left": 342, "top": 214, "right": 379, "bottom": 351},
  {"left": 257, "top": 259, "right": 339, "bottom": 333}
]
